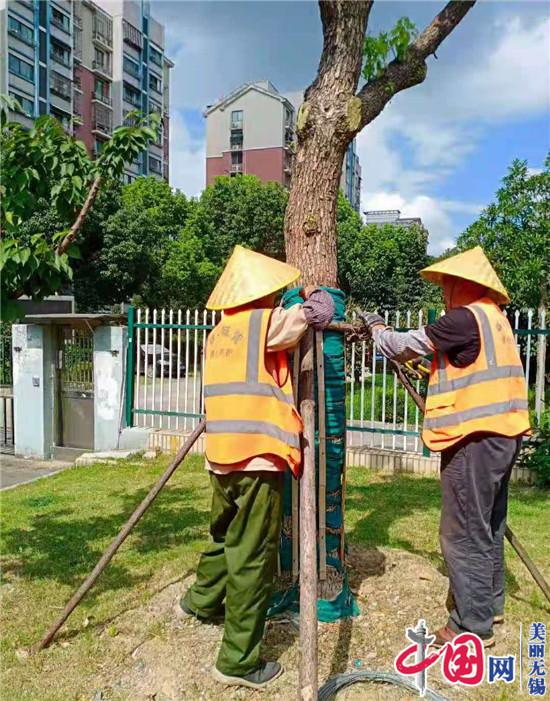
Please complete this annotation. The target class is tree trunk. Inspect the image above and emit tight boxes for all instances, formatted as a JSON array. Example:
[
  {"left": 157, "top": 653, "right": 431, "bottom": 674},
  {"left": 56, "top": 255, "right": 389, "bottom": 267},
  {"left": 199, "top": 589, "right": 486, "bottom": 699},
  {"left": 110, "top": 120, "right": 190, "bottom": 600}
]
[
  {"left": 56, "top": 175, "right": 102, "bottom": 256},
  {"left": 284, "top": 1, "right": 371, "bottom": 286},
  {"left": 285, "top": 133, "right": 346, "bottom": 286}
]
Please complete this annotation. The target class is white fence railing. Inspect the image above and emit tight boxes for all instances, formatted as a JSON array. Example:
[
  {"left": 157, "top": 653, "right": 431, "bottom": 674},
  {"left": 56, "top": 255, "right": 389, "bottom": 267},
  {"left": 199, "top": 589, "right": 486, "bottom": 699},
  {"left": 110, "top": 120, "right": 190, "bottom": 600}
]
[{"left": 129, "top": 306, "right": 548, "bottom": 456}]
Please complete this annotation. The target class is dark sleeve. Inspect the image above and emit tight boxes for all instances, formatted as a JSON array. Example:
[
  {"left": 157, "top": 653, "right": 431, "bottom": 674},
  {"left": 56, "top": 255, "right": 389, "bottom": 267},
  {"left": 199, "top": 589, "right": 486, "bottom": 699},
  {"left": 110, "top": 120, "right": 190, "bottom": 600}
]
[{"left": 425, "top": 307, "right": 480, "bottom": 368}]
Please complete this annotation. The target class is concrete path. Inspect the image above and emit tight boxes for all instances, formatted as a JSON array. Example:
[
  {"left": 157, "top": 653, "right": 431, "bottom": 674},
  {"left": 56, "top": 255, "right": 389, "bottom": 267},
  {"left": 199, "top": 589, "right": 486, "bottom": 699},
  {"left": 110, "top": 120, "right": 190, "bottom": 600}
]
[{"left": 0, "top": 455, "right": 72, "bottom": 491}]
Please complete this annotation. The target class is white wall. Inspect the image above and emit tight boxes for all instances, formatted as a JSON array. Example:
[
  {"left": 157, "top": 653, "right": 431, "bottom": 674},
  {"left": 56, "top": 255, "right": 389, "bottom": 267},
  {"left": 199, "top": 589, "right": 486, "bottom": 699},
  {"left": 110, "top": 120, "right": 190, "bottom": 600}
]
[{"left": 206, "top": 87, "right": 286, "bottom": 157}]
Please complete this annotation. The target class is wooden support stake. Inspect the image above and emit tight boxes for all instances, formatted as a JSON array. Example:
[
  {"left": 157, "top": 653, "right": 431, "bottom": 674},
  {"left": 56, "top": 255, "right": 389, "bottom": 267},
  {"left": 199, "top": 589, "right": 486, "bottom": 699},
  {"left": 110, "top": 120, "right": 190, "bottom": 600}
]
[
  {"left": 299, "top": 329, "right": 318, "bottom": 701},
  {"left": 315, "top": 331, "right": 327, "bottom": 582},
  {"left": 505, "top": 525, "right": 550, "bottom": 604},
  {"left": 34, "top": 419, "right": 206, "bottom": 652},
  {"left": 291, "top": 347, "right": 301, "bottom": 580}
]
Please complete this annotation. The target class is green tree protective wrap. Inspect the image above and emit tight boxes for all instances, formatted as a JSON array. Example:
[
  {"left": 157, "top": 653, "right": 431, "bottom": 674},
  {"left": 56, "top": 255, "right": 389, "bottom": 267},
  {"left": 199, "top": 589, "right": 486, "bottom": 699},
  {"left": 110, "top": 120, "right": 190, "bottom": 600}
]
[{"left": 269, "top": 287, "right": 359, "bottom": 622}]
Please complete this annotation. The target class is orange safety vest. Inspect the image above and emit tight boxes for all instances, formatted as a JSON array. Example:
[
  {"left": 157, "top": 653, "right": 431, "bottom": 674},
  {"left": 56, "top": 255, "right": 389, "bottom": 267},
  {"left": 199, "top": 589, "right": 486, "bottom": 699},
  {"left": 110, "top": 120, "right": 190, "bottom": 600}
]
[
  {"left": 204, "top": 308, "right": 303, "bottom": 476},
  {"left": 422, "top": 297, "right": 530, "bottom": 452}
]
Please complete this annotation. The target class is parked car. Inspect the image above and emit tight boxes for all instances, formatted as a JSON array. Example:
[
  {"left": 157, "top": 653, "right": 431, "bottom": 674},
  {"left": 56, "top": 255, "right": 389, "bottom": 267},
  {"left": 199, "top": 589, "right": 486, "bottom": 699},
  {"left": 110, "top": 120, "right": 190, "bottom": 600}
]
[{"left": 140, "top": 345, "right": 186, "bottom": 378}]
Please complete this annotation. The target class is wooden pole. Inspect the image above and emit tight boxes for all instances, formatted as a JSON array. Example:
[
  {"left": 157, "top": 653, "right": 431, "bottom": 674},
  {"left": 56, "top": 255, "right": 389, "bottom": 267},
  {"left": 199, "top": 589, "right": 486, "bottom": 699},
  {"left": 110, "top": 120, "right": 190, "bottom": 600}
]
[
  {"left": 299, "top": 329, "right": 318, "bottom": 701},
  {"left": 33, "top": 419, "right": 206, "bottom": 652},
  {"left": 315, "top": 331, "right": 327, "bottom": 582},
  {"left": 292, "top": 348, "right": 301, "bottom": 580},
  {"left": 505, "top": 525, "right": 550, "bottom": 604}
]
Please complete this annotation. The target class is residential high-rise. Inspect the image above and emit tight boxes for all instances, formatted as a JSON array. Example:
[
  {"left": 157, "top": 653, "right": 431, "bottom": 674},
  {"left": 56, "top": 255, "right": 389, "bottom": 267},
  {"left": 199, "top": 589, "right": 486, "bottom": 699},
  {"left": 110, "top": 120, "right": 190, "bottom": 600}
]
[
  {"left": 341, "top": 140, "right": 362, "bottom": 213},
  {"left": 205, "top": 81, "right": 294, "bottom": 189},
  {"left": 204, "top": 80, "right": 362, "bottom": 212},
  {"left": 1, "top": 0, "right": 173, "bottom": 183}
]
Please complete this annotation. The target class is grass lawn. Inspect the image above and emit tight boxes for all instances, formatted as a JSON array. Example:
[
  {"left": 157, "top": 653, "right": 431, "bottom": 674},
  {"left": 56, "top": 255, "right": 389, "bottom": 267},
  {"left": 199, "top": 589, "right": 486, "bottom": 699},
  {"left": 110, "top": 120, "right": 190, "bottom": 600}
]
[{"left": 1, "top": 455, "right": 549, "bottom": 701}]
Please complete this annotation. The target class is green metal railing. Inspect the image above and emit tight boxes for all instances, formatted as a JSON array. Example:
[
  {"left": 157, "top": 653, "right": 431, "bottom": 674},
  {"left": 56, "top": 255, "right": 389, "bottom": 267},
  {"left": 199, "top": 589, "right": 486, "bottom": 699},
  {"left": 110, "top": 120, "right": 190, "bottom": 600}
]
[{"left": 125, "top": 305, "right": 548, "bottom": 456}]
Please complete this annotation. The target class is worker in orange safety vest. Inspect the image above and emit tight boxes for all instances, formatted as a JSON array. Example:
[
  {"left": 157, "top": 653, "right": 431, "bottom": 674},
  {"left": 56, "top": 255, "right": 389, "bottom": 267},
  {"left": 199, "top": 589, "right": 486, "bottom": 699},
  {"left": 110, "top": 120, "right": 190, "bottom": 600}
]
[
  {"left": 361, "top": 246, "right": 530, "bottom": 649},
  {"left": 175, "top": 245, "right": 335, "bottom": 689}
]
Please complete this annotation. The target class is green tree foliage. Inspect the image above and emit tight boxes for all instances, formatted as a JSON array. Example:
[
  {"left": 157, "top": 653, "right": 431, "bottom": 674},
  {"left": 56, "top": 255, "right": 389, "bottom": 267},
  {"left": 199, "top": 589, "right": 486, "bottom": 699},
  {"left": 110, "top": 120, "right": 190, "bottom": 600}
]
[
  {"left": 0, "top": 95, "right": 159, "bottom": 319},
  {"left": 186, "top": 175, "right": 288, "bottom": 268},
  {"left": 338, "top": 201, "right": 431, "bottom": 311},
  {"left": 90, "top": 178, "right": 191, "bottom": 309},
  {"left": 457, "top": 157, "right": 550, "bottom": 310},
  {"left": 362, "top": 17, "right": 418, "bottom": 83},
  {"left": 154, "top": 175, "right": 288, "bottom": 309}
]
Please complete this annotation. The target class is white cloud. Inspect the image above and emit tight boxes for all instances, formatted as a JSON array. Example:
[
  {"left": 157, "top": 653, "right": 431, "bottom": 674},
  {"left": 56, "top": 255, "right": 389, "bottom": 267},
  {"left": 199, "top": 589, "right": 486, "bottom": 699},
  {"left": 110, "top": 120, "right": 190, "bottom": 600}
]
[
  {"left": 363, "top": 191, "right": 465, "bottom": 254},
  {"left": 451, "top": 16, "right": 550, "bottom": 121},
  {"left": 356, "top": 13, "right": 548, "bottom": 253},
  {"left": 169, "top": 111, "right": 205, "bottom": 197}
]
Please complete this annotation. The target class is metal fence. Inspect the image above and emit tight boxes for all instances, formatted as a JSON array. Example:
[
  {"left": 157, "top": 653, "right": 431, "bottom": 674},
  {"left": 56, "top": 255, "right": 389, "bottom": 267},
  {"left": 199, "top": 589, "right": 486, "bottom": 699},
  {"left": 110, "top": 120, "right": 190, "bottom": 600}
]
[{"left": 126, "top": 306, "right": 548, "bottom": 455}]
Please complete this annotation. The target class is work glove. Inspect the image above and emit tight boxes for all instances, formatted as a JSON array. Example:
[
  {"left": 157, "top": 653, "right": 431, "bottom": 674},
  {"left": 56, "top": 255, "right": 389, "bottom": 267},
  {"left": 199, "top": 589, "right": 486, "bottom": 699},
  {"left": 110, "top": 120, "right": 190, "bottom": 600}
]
[
  {"left": 359, "top": 312, "right": 385, "bottom": 332},
  {"left": 303, "top": 289, "right": 335, "bottom": 330}
]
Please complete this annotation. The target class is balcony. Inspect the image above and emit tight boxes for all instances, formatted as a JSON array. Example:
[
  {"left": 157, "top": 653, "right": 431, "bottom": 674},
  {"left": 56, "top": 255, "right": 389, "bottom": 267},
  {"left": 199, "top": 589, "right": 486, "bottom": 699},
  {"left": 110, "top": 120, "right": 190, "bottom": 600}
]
[
  {"left": 230, "top": 164, "right": 243, "bottom": 174},
  {"left": 92, "top": 119, "right": 112, "bottom": 137},
  {"left": 74, "top": 14, "right": 82, "bottom": 29},
  {"left": 51, "top": 16, "right": 70, "bottom": 34},
  {"left": 93, "top": 27, "right": 113, "bottom": 51},
  {"left": 50, "top": 49, "right": 71, "bottom": 69},
  {"left": 92, "top": 60, "right": 112, "bottom": 79},
  {"left": 230, "top": 122, "right": 243, "bottom": 131},
  {"left": 230, "top": 143, "right": 243, "bottom": 151},
  {"left": 50, "top": 71, "right": 72, "bottom": 101},
  {"left": 149, "top": 158, "right": 162, "bottom": 175},
  {"left": 92, "top": 92, "right": 112, "bottom": 108}
]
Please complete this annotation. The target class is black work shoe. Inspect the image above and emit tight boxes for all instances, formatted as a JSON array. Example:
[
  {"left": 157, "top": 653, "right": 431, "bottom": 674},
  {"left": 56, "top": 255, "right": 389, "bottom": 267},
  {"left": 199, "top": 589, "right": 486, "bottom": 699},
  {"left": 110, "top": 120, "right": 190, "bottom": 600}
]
[
  {"left": 173, "top": 596, "right": 224, "bottom": 624},
  {"left": 212, "top": 661, "right": 283, "bottom": 689}
]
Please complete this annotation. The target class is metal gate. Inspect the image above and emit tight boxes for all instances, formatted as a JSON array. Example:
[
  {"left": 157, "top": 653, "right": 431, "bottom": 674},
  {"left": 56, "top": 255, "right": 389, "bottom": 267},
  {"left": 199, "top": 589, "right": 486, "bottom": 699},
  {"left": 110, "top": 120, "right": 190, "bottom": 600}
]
[
  {"left": 56, "top": 327, "right": 94, "bottom": 450},
  {"left": 0, "top": 324, "right": 14, "bottom": 454}
]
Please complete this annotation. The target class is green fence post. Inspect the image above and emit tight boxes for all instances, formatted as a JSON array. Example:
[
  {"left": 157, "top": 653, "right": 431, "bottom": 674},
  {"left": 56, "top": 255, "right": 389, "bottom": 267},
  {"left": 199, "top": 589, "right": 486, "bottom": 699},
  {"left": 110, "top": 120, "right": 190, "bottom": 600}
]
[
  {"left": 422, "top": 308, "right": 437, "bottom": 458},
  {"left": 125, "top": 305, "right": 136, "bottom": 428}
]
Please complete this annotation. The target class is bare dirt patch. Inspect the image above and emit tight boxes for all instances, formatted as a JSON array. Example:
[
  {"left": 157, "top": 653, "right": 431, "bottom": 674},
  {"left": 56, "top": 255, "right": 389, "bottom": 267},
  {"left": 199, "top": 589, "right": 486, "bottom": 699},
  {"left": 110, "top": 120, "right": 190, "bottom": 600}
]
[{"left": 87, "top": 544, "right": 532, "bottom": 701}]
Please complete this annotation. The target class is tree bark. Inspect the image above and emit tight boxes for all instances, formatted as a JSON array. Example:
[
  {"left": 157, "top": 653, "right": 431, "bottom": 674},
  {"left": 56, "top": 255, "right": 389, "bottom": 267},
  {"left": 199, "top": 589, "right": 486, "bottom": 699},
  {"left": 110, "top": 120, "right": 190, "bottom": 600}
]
[
  {"left": 284, "top": 1, "right": 371, "bottom": 285},
  {"left": 283, "top": 0, "right": 476, "bottom": 286}
]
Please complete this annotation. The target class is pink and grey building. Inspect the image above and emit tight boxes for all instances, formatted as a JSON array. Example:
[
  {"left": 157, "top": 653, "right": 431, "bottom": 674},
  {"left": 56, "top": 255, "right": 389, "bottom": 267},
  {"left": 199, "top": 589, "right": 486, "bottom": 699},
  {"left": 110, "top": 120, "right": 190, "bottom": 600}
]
[
  {"left": 1, "top": 0, "right": 173, "bottom": 183},
  {"left": 204, "top": 80, "right": 361, "bottom": 211}
]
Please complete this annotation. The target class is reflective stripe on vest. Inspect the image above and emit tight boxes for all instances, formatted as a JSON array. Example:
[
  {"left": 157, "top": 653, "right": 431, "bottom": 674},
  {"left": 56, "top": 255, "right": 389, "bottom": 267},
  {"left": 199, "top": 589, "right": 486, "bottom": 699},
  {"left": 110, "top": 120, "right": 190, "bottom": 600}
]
[
  {"left": 206, "top": 420, "right": 301, "bottom": 449},
  {"left": 204, "top": 382, "right": 295, "bottom": 405},
  {"left": 422, "top": 298, "right": 530, "bottom": 451},
  {"left": 204, "top": 308, "right": 302, "bottom": 474},
  {"left": 423, "top": 398, "right": 529, "bottom": 430}
]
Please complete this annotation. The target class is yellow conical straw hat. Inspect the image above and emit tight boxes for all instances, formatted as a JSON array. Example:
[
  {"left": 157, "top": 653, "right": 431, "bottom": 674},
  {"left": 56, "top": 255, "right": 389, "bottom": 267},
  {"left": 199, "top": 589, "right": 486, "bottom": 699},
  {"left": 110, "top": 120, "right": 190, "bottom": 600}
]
[
  {"left": 206, "top": 245, "right": 301, "bottom": 310},
  {"left": 421, "top": 246, "right": 510, "bottom": 305}
]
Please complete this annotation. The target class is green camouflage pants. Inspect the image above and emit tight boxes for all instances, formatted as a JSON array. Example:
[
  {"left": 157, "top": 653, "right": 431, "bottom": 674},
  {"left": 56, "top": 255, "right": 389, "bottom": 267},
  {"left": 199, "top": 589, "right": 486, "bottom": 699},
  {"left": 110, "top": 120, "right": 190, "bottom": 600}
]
[{"left": 183, "top": 470, "right": 284, "bottom": 676}]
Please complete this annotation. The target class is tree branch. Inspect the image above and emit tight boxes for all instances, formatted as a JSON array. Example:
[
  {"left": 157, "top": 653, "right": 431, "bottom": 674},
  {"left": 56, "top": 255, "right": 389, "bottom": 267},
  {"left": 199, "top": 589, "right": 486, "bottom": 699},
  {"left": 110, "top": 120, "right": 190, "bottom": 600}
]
[
  {"left": 356, "top": 0, "right": 476, "bottom": 131},
  {"left": 56, "top": 175, "right": 102, "bottom": 256},
  {"left": 305, "top": 1, "right": 373, "bottom": 103}
]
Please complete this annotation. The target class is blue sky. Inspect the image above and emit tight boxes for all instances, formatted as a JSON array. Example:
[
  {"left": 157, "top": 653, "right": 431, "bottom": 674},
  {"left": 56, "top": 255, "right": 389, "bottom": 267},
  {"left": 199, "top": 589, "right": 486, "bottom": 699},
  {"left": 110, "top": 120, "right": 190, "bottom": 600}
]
[{"left": 151, "top": 0, "right": 549, "bottom": 254}]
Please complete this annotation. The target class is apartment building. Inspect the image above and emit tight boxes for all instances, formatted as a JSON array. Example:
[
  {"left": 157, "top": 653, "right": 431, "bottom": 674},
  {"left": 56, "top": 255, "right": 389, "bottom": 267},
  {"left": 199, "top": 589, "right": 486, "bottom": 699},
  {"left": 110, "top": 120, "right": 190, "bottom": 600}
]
[
  {"left": 341, "top": 140, "right": 362, "bottom": 213},
  {"left": 205, "top": 81, "right": 294, "bottom": 189},
  {"left": 204, "top": 80, "right": 362, "bottom": 212},
  {"left": 364, "top": 210, "right": 425, "bottom": 229},
  {"left": 0, "top": 0, "right": 173, "bottom": 182}
]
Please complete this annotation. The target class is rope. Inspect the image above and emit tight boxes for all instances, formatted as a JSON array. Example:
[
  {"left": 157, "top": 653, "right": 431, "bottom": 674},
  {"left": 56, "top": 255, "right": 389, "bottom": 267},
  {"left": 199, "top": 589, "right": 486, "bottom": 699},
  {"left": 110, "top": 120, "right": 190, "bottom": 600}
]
[{"left": 318, "top": 669, "right": 449, "bottom": 701}]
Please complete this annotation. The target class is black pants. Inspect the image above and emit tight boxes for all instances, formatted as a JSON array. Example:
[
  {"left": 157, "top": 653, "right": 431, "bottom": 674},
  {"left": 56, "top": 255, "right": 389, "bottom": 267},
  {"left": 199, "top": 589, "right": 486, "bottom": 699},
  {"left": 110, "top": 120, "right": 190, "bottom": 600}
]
[{"left": 440, "top": 434, "right": 522, "bottom": 638}]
